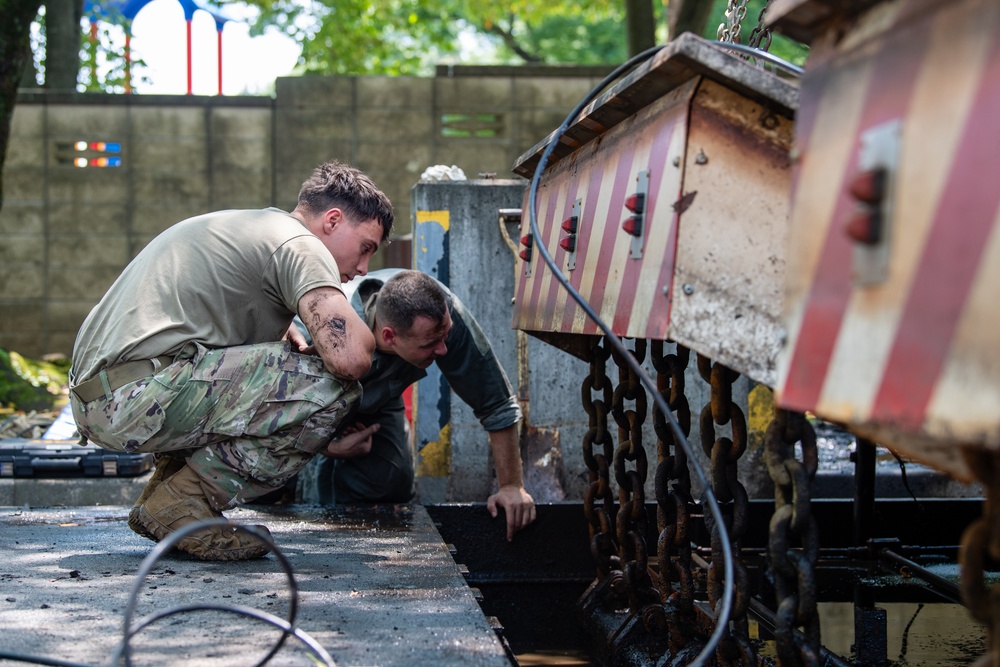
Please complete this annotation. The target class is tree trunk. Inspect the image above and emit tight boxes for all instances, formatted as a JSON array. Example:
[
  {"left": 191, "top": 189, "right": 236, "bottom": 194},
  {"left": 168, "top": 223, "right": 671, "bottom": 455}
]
[
  {"left": 624, "top": 0, "right": 657, "bottom": 57},
  {"left": 45, "top": 0, "right": 82, "bottom": 91},
  {"left": 0, "top": 0, "right": 44, "bottom": 211},
  {"left": 668, "top": 0, "right": 716, "bottom": 42}
]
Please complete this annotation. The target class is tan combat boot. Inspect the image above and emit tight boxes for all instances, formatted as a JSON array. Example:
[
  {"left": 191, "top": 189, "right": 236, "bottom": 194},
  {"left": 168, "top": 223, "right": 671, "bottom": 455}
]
[
  {"left": 130, "top": 465, "right": 272, "bottom": 561},
  {"left": 128, "top": 454, "right": 187, "bottom": 542}
]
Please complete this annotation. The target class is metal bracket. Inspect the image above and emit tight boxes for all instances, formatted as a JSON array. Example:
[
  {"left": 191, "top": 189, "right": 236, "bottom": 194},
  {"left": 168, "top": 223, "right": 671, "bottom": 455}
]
[
  {"left": 566, "top": 198, "right": 581, "bottom": 271},
  {"left": 853, "top": 119, "right": 901, "bottom": 286},
  {"left": 630, "top": 170, "right": 650, "bottom": 259}
]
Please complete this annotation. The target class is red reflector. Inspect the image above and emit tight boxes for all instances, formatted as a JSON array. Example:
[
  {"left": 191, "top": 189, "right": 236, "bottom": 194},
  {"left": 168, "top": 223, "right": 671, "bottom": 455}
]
[
  {"left": 559, "top": 235, "right": 576, "bottom": 252},
  {"left": 519, "top": 247, "right": 532, "bottom": 261},
  {"left": 845, "top": 208, "right": 881, "bottom": 245},
  {"left": 625, "top": 193, "right": 645, "bottom": 213},
  {"left": 622, "top": 215, "right": 642, "bottom": 237},
  {"left": 520, "top": 234, "right": 533, "bottom": 247},
  {"left": 561, "top": 216, "right": 578, "bottom": 233},
  {"left": 848, "top": 168, "right": 885, "bottom": 203}
]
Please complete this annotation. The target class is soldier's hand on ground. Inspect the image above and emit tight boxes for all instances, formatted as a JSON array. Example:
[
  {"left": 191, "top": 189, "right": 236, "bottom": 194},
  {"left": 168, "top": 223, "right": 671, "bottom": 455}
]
[
  {"left": 283, "top": 323, "right": 314, "bottom": 354},
  {"left": 487, "top": 485, "right": 537, "bottom": 542},
  {"left": 323, "top": 422, "right": 379, "bottom": 459}
]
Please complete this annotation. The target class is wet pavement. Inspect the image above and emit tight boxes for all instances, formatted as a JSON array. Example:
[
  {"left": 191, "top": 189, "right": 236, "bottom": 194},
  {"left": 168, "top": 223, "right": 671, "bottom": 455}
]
[{"left": 0, "top": 503, "right": 510, "bottom": 667}]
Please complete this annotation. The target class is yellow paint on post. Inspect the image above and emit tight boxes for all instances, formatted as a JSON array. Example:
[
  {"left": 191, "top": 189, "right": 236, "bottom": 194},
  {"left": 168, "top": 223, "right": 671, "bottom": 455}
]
[
  {"left": 415, "top": 210, "right": 451, "bottom": 230},
  {"left": 415, "top": 210, "right": 451, "bottom": 255},
  {"left": 747, "top": 384, "right": 775, "bottom": 453},
  {"left": 417, "top": 423, "right": 452, "bottom": 477}
]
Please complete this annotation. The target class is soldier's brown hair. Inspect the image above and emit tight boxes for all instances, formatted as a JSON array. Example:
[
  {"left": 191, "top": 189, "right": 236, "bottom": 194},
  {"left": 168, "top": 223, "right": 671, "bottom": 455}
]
[
  {"left": 376, "top": 271, "right": 449, "bottom": 336},
  {"left": 297, "top": 160, "right": 395, "bottom": 242}
]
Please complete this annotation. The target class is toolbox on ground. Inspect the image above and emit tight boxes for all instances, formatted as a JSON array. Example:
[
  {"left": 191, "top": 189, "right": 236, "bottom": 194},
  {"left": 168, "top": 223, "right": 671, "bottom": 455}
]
[{"left": 0, "top": 438, "right": 154, "bottom": 478}]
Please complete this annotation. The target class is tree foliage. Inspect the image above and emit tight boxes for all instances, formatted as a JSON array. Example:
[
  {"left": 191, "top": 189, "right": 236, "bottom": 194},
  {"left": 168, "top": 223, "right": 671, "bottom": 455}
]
[
  {"left": 244, "top": 0, "right": 631, "bottom": 75},
  {"left": 241, "top": 0, "right": 805, "bottom": 77}
]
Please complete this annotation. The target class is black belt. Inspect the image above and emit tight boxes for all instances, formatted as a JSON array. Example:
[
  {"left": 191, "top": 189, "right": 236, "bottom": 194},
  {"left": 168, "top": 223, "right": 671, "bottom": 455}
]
[{"left": 71, "top": 356, "right": 174, "bottom": 403}]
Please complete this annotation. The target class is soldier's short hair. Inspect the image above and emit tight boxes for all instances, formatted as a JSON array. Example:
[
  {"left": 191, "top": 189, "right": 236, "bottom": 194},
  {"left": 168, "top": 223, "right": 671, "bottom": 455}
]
[
  {"left": 297, "top": 160, "right": 395, "bottom": 242},
  {"left": 376, "top": 271, "right": 448, "bottom": 336}
]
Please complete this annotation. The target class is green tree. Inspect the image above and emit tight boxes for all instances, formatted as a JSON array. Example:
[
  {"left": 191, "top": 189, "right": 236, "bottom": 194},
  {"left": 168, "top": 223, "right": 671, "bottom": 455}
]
[
  {"left": 0, "top": 0, "right": 44, "bottom": 210},
  {"left": 244, "top": 0, "right": 632, "bottom": 75},
  {"left": 242, "top": 0, "right": 804, "bottom": 76},
  {"left": 45, "top": 0, "right": 83, "bottom": 90}
]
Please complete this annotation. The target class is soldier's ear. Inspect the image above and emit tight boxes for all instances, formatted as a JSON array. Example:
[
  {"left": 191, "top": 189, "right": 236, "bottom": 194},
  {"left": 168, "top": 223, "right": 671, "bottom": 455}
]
[{"left": 381, "top": 326, "right": 397, "bottom": 348}]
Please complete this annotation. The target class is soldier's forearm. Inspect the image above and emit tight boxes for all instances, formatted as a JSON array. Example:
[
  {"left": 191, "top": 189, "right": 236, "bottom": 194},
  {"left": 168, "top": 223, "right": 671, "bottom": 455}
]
[{"left": 488, "top": 424, "right": 524, "bottom": 488}]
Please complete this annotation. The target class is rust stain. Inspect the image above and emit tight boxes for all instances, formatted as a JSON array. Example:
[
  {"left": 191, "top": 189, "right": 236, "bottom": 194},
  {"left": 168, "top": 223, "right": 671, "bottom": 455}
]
[{"left": 673, "top": 190, "right": 698, "bottom": 214}]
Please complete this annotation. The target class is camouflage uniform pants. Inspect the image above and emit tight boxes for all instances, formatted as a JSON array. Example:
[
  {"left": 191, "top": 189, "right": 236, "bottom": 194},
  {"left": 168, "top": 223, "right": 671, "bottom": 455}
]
[{"left": 71, "top": 342, "right": 360, "bottom": 510}]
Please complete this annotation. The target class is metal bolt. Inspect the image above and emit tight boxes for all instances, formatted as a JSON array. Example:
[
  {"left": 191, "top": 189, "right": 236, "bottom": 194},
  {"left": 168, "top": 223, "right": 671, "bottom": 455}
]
[
  {"left": 672, "top": 156, "right": 680, "bottom": 167},
  {"left": 695, "top": 150, "right": 708, "bottom": 165},
  {"left": 683, "top": 283, "right": 694, "bottom": 295}
]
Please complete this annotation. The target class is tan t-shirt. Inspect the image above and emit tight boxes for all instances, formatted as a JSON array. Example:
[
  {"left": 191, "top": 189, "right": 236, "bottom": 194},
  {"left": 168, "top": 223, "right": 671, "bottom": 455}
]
[{"left": 71, "top": 208, "right": 342, "bottom": 383}]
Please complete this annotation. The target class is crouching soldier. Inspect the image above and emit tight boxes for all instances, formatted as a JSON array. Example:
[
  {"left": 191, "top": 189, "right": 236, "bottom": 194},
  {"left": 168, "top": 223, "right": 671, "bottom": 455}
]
[{"left": 68, "top": 161, "right": 394, "bottom": 560}]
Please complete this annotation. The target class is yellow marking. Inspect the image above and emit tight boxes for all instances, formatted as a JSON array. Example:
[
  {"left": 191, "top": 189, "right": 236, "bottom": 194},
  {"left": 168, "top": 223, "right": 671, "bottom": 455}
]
[
  {"left": 415, "top": 209, "right": 451, "bottom": 231},
  {"left": 748, "top": 384, "right": 775, "bottom": 432},
  {"left": 417, "top": 423, "right": 452, "bottom": 477}
]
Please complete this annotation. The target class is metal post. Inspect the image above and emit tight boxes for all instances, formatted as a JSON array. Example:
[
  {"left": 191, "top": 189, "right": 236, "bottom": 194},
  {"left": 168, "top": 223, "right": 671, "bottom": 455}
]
[
  {"left": 853, "top": 437, "right": 887, "bottom": 665},
  {"left": 854, "top": 437, "right": 877, "bottom": 546}
]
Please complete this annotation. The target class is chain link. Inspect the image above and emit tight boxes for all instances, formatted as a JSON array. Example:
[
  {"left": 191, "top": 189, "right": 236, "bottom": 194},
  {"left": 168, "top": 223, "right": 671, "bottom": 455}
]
[
  {"left": 717, "top": 0, "right": 750, "bottom": 44},
  {"left": 610, "top": 339, "right": 662, "bottom": 624},
  {"left": 651, "top": 340, "right": 695, "bottom": 653},
  {"left": 582, "top": 337, "right": 618, "bottom": 579},
  {"left": 697, "top": 355, "right": 754, "bottom": 666},
  {"left": 765, "top": 408, "right": 821, "bottom": 667},
  {"left": 747, "top": 0, "right": 773, "bottom": 51}
]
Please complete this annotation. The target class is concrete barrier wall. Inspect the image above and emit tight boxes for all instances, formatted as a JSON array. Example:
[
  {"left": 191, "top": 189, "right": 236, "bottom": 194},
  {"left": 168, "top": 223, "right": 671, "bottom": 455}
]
[{"left": 0, "top": 67, "right": 610, "bottom": 359}]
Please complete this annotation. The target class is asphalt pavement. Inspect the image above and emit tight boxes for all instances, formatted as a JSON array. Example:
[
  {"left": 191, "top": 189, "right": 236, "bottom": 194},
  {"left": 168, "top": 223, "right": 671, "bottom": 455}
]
[{"left": 0, "top": 503, "right": 509, "bottom": 667}]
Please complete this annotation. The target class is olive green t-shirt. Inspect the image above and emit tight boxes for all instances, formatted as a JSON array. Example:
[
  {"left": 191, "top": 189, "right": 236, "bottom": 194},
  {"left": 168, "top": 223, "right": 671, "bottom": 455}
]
[{"left": 71, "top": 208, "right": 342, "bottom": 383}]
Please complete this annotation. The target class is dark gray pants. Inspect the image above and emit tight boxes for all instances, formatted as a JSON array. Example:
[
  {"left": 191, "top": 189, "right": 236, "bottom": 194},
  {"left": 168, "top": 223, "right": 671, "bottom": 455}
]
[{"left": 296, "top": 396, "right": 415, "bottom": 504}]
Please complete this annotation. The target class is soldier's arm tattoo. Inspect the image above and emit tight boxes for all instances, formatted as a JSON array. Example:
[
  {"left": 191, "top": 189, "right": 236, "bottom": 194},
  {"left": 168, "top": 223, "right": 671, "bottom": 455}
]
[
  {"left": 305, "top": 293, "right": 348, "bottom": 350},
  {"left": 299, "top": 286, "right": 373, "bottom": 380},
  {"left": 321, "top": 316, "right": 347, "bottom": 349}
]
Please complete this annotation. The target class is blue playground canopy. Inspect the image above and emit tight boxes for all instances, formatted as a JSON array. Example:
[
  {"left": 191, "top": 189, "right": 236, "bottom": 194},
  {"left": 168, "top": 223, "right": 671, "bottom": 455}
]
[{"left": 84, "top": 0, "right": 236, "bottom": 28}]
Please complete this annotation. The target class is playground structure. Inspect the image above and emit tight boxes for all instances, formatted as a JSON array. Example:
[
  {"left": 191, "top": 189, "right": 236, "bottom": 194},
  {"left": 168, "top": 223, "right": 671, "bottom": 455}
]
[{"left": 84, "top": 0, "right": 236, "bottom": 94}]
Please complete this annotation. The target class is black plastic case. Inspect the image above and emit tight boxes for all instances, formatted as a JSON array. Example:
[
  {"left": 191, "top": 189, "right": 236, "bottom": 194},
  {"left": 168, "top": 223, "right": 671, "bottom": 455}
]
[{"left": 0, "top": 438, "right": 154, "bottom": 478}]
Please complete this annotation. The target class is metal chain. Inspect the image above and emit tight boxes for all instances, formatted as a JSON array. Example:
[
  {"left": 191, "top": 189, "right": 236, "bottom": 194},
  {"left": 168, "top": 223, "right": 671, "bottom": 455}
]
[
  {"left": 582, "top": 336, "right": 618, "bottom": 579},
  {"left": 651, "top": 340, "right": 696, "bottom": 652},
  {"left": 960, "top": 449, "right": 1000, "bottom": 665},
  {"left": 765, "top": 408, "right": 821, "bottom": 667},
  {"left": 717, "top": 0, "right": 750, "bottom": 44},
  {"left": 747, "top": 0, "right": 773, "bottom": 51},
  {"left": 610, "top": 339, "right": 661, "bottom": 625},
  {"left": 698, "top": 355, "right": 754, "bottom": 666}
]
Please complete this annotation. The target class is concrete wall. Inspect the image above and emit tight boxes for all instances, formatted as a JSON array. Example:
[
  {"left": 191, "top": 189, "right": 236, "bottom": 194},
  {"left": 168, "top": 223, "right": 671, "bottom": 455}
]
[{"left": 0, "top": 67, "right": 610, "bottom": 359}]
